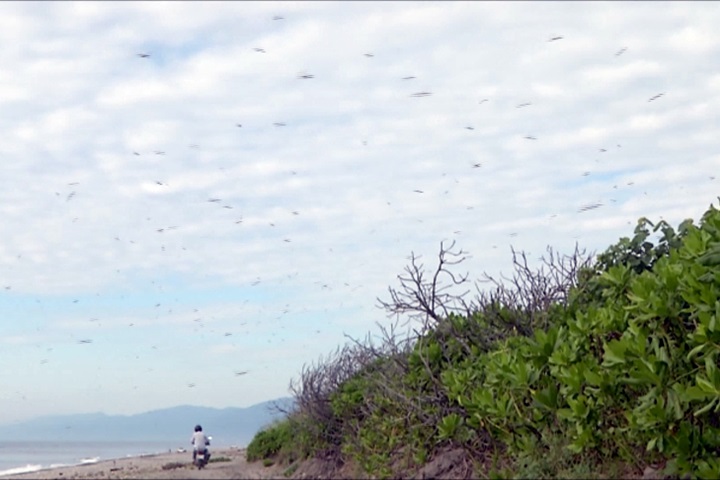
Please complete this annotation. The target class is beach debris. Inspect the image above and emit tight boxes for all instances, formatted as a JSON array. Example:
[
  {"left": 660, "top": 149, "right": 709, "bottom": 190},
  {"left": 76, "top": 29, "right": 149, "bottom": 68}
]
[{"left": 162, "top": 461, "right": 186, "bottom": 470}]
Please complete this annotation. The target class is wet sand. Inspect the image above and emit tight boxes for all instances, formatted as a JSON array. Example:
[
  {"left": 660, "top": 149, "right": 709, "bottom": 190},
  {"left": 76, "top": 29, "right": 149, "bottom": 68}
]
[{"left": 2, "top": 448, "right": 285, "bottom": 480}]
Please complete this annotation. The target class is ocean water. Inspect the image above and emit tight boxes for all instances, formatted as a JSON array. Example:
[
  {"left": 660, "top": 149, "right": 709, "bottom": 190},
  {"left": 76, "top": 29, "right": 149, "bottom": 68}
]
[{"left": 0, "top": 440, "right": 182, "bottom": 476}]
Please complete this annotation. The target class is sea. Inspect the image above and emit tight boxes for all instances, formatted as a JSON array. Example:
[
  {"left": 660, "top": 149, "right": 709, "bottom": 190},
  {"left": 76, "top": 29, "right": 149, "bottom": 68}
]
[{"left": 0, "top": 440, "right": 184, "bottom": 477}]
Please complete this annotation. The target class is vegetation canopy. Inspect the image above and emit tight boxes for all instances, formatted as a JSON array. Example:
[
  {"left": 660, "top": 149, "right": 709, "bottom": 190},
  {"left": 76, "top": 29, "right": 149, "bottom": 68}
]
[{"left": 248, "top": 199, "right": 720, "bottom": 479}]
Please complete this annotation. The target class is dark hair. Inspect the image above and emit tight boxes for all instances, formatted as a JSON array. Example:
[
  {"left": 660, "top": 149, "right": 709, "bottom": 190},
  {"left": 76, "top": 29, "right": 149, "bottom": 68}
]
[{"left": 195, "top": 425, "right": 202, "bottom": 432}]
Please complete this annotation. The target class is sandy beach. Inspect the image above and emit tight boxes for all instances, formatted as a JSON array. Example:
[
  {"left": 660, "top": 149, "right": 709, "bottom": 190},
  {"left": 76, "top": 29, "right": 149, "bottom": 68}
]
[{"left": 2, "top": 448, "right": 286, "bottom": 480}]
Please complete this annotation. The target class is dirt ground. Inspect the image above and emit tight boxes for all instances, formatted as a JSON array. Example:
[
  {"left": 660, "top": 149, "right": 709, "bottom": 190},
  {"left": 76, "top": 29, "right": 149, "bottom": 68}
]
[{"left": 3, "top": 448, "right": 286, "bottom": 480}]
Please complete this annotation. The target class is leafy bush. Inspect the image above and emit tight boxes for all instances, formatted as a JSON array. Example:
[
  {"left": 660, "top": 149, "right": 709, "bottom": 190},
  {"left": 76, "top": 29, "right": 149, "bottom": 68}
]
[
  {"left": 248, "top": 199, "right": 720, "bottom": 479},
  {"left": 246, "top": 420, "right": 293, "bottom": 461}
]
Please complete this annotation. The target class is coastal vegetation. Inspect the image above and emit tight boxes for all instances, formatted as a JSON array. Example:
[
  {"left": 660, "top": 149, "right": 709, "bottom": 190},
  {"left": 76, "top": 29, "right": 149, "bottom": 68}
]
[{"left": 248, "top": 199, "right": 720, "bottom": 478}]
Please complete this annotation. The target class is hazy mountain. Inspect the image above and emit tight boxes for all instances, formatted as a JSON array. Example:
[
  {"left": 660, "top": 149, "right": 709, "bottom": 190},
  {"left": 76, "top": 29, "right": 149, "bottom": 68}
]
[{"left": 0, "top": 398, "right": 294, "bottom": 447}]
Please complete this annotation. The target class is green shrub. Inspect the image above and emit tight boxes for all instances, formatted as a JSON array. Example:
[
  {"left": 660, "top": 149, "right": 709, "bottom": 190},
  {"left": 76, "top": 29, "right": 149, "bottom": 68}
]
[
  {"left": 246, "top": 420, "right": 293, "bottom": 461},
  {"left": 265, "top": 199, "right": 720, "bottom": 479}
]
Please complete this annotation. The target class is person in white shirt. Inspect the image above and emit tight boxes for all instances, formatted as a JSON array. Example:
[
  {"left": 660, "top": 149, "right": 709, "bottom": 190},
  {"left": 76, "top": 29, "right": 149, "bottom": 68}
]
[{"left": 191, "top": 424, "right": 211, "bottom": 463}]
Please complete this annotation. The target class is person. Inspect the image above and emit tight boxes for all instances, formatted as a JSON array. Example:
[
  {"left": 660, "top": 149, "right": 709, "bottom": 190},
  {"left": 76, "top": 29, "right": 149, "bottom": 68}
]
[{"left": 191, "top": 424, "right": 211, "bottom": 464}]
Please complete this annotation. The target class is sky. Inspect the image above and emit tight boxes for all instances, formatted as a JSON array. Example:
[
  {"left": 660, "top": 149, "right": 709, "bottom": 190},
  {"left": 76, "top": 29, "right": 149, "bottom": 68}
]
[{"left": 0, "top": 1, "right": 719, "bottom": 424}]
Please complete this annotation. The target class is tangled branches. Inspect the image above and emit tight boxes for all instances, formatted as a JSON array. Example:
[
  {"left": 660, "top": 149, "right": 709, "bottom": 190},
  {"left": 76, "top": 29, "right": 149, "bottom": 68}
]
[{"left": 376, "top": 240, "right": 472, "bottom": 335}]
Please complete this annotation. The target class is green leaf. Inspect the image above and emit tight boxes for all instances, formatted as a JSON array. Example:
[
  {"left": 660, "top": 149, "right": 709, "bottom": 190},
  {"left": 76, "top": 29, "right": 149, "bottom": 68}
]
[
  {"left": 584, "top": 369, "right": 603, "bottom": 387},
  {"left": 696, "top": 375, "right": 717, "bottom": 394},
  {"left": 647, "top": 437, "right": 657, "bottom": 452},
  {"left": 684, "top": 385, "right": 713, "bottom": 402},
  {"left": 698, "top": 245, "right": 720, "bottom": 266},
  {"left": 694, "top": 398, "right": 718, "bottom": 417},
  {"left": 602, "top": 339, "right": 628, "bottom": 367},
  {"left": 687, "top": 343, "right": 707, "bottom": 362},
  {"left": 557, "top": 408, "right": 574, "bottom": 421},
  {"left": 532, "top": 384, "right": 559, "bottom": 411}
]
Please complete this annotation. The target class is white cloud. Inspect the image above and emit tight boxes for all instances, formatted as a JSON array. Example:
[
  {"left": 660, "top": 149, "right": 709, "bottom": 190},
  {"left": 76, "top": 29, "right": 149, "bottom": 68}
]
[{"left": 1, "top": 1, "right": 720, "bottom": 422}]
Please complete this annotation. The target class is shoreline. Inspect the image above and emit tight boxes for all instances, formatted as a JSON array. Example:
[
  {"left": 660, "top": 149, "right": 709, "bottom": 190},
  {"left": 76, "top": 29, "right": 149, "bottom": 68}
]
[{"left": 1, "top": 447, "right": 282, "bottom": 480}]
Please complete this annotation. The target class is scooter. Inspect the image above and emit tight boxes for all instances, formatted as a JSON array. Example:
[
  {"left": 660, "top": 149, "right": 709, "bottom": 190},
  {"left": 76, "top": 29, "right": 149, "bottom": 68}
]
[
  {"left": 194, "top": 450, "right": 210, "bottom": 469},
  {"left": 194, "top": 436, "right": 212, "bottom": 469}
]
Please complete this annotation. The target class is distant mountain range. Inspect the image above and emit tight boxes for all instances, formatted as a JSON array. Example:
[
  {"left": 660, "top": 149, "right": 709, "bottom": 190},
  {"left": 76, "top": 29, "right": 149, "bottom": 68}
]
[{"left": 0, "top": 398, "right": 294, "bottom": 447}]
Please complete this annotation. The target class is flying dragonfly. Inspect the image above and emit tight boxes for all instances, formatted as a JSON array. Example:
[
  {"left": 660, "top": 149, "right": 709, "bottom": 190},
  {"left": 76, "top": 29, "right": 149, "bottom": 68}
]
[
  {"left": 516, "top": 102, "right": 532, "bottom": 108},
  {"left": 273, "top": 122, "right": 287, "bottom": 127},
  {"left": 78, "top": 339, "right": 93, "bottom": 344},
  {"left": 410, "top": 91, "right": 432, "bottom": 97},
  {"left": 615, "top": 47, "right": 628, "bottom": 57},
  {"left": 479, "top": 99, "right": 488, "bottom": 104},
  {"left": 465, "top": 126, "right": 475, "bottom": 130},
  {"left": 401, "top": 76, "right": 416, "bottom": 80},
  {"left": 297, "top": 73, "right": 314, "bottom": 79},
  {"left": 137, "top": 53, "right": 150, "bottom": 58},
  {"left": 524, "top": 135, "right": 537, "bottom": 140},
  {"left": 273, "top": 15, "right": 284, "bottom": 20},
  {"left": 208, "top": 198, "right": 221, "bottom": 203},
  {"left": 648, "top": 93, "right": 664, "bottom": 102},
  {"left": 234, "top": 371, "right": 249, "bottom": 376},
  {"left": 548, "top": 35, "right": 564, "bottom": 42},
  {"left": 578, "top": 202, "right": 603, "bottom": 213},
  {"left": 253, "top": 47, "right": 266, "bottom": 53},
  {"left": 364, "top": 53, "right": 374, "bottom": 57}
]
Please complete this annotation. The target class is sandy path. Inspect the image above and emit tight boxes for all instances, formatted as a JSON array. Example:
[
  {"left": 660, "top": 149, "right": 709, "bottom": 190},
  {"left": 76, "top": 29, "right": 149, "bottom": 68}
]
[{"left": 2, "top": 448, "right": 285, "bottom": 480}]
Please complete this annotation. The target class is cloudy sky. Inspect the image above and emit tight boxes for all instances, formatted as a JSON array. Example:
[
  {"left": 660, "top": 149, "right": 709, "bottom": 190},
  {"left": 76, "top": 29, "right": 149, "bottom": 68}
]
[{"left": 0, "top": 1, "right": 719, "bottom": 424}]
